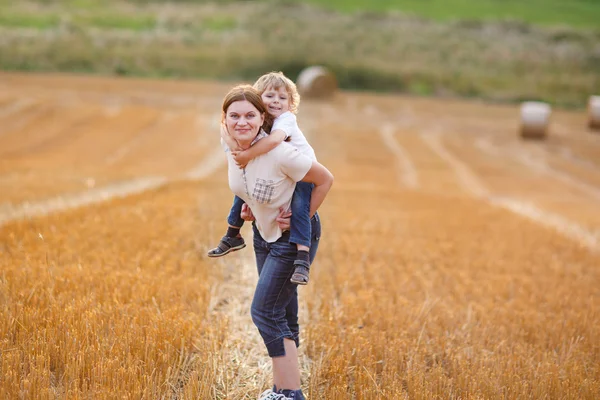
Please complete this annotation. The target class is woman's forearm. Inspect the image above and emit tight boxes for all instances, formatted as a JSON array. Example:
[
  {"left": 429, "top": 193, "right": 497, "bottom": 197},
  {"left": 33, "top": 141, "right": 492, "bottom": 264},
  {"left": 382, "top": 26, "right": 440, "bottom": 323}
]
[
  {"left": 300, "top": 160, "right": 334, "bottom": 217},
  {"left": 309, "top": 179, "right": 333, "bottom": 217}
]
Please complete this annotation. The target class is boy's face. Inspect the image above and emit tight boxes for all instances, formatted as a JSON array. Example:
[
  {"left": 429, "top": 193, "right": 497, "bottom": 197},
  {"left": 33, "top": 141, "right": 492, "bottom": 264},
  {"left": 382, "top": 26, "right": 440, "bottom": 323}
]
[{"left": 261, "top": 85, "right": 290, "bottom": 118}]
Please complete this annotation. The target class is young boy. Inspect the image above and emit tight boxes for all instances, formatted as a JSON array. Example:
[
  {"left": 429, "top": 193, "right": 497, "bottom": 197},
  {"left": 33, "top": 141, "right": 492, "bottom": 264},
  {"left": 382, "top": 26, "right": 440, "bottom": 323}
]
[{"left": 207, "top": 71, "right": 317, "bottom": 285}]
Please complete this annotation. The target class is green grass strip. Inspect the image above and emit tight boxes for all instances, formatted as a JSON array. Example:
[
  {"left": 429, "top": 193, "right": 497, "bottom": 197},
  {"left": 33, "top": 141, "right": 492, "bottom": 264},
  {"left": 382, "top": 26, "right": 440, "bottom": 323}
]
[
  {"left": 297, "top": 0, "right": 600, "bottom": 28},
  {"left": 0, "top": 13, "right": 60, "bottom": 29},
  {"left": 74, "top": 14, "right": 156, "bottom": 31}
]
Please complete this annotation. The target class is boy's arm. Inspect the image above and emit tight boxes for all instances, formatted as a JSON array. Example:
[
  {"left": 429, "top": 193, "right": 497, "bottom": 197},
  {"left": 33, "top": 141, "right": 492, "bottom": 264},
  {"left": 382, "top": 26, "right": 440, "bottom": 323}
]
[
  {"left": 220, "top": 124, "right": 241, "bottom": 151},
  {"left": 233, "top": 129, "right": 287, "bottom": 167}
]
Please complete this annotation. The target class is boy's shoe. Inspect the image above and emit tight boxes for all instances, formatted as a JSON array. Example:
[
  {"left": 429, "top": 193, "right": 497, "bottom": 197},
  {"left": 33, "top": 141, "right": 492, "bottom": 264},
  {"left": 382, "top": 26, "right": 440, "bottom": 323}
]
[
  {"left": 290, "top": 260, "right": 310, "bottom": 285},
  {"left": 277, "top": 389, "right": 304, "bottom": 399},
  {"left": 207, "top": 236, "right": 246, "bottom": 257},
  {"left": 258, "top": 389, "right": 289, "bottom": 400}
]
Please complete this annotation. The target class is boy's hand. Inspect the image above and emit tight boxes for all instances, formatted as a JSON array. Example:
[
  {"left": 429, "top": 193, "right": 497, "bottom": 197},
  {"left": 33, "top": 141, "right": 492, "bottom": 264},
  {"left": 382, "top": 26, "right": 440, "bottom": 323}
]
[
  {"left": 241, "top": 203, "right": 255, "bottom": 221},
  {"left": 231, "top": 150, "right": 251, "bottom": 169},
  {"left": 220, "top": 123, "right": 241, "bottom": 151},
  {"left": 276, "top": 207, "right": 292, "bottom": 231}
]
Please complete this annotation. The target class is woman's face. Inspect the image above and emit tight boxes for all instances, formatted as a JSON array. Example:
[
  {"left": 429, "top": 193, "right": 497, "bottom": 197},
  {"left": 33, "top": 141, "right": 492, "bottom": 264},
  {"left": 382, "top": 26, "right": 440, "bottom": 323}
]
[{"left": 225, "top": 100, "right": 265, "bottom": 145}]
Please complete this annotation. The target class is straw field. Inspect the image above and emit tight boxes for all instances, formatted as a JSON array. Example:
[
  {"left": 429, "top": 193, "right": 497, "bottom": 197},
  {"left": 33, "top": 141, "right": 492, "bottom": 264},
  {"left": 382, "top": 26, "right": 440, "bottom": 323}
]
[{"left": 0, "top": 72, "right": 599, "bottom": 399}]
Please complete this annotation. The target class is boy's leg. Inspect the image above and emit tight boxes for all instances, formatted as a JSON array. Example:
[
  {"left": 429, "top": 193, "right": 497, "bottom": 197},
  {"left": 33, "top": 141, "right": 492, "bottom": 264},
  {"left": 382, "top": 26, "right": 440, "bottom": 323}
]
[
  {"left": 227, "top": 195, "right": 246, "bottom": 229},
  {"left": 289, "top": 182, "right": 313, "bottom": 285},
  {"left": 207, "top": 196, "right": 247, "bottom": 257},
  {"left": 289, "top": 183, "right": 313, "bottom": 248}
]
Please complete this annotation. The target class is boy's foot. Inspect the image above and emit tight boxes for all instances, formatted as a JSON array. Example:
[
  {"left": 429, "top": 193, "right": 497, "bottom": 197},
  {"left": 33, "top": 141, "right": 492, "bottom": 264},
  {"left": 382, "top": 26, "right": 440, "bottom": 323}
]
[
  {"left": 290, "top": 260, "right": 310, "bottom": 285},
  {"left": 207, "top": 236, "right": 246, "bottom": 257},
  {"left": 258, "top": 389, "right": 289, "bottom": 400}
]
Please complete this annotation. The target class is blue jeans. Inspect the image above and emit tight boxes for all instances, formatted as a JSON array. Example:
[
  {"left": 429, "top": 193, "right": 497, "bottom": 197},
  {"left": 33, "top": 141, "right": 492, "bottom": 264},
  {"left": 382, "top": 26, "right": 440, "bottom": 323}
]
[
  {"left": 227, "top": 195, "right": 245, "bottom": 228},
  {"left": 250, "top": 214, "right": 321, "bottom": 357},
  {"left": 227, "top": 182, "right": 313, "bottom": 248},
  {"left": 289, "top": 182, "right": 313, "bottom": 248}
]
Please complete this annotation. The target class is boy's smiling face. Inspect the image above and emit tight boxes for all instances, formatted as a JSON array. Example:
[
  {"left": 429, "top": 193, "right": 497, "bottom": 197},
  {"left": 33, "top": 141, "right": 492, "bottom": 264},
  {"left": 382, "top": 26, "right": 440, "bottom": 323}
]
[{"left": 261, "top": 85, "right": 290, "bottom": 118}]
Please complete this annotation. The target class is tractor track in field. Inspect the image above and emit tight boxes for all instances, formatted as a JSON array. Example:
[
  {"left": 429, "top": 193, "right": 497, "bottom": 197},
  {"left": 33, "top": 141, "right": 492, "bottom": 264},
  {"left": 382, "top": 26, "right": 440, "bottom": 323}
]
[
  {"left": 0, "top": 98, "right": 36, "bottom": 120},
  {"left": 0, "top": 102, "right": 51, "bottom": 138},
  {"left": 104, "top": 113, "right": 175, "bottom": 166},
  {"left": 480, "top": 138, "right": 600, "bottom": 202},
  {"left": 0, "top": 112, "right": 98, "bottom": 158},
  {"left": 420, "top": 131, "right": 600, "bottom": 252},
  {"left": 0, "top": 146, "right": 225, "bottom": 227}
]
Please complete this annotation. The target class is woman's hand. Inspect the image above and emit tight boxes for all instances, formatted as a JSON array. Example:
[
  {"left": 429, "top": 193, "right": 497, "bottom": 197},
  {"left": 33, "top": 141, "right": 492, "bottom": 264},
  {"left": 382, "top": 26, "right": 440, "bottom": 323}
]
[
  {"left": 231, "top": 150, "right": 250, "bottom": 169},
  {"left": 240, "top": 203, "right": 255, "bottom": 221},
  {"left": 276, "top": 207, "right": 292, "bottom": 231}
]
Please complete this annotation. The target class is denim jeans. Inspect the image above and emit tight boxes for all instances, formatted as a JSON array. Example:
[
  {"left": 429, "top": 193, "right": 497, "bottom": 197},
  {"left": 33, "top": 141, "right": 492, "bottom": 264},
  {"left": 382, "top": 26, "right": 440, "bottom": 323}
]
[
  {"left": 227, "top": 182, "right": 313, "bottom": 245},
  {"left": 289, "top": 182, "right": 313, "bottom": 248},
  {"left": 227, "top": 195, "right": 246, "bottom": 228},
  {"left": 250, "top": 214, "right": 321, "bottom": 357}
]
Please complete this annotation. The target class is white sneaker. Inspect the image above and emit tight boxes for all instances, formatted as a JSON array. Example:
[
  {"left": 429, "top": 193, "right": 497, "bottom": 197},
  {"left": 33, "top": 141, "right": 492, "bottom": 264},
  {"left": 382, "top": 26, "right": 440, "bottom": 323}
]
[{"left": 258, "top": 389, "right": 289, "bottom": 400}]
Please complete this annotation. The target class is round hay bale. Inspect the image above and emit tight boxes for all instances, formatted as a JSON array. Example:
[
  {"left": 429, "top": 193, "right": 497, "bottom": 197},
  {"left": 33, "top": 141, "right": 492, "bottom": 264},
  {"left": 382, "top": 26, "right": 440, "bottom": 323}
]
[
  {"left": 297, "top": 66, "right": 337, "bottom": 99},
  {"left": 587, "top": 95, "right": 600, "bottom": 130},
  {"left": 519, "top": 101, "right": 551, "bottom": 139}
]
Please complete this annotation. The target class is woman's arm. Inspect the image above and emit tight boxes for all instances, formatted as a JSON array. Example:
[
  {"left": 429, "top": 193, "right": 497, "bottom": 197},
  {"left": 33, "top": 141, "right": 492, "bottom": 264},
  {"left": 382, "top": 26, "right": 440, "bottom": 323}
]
[
  {"left": 300, "top": 161, "right": 334, "bottom": 217},
  {"left": 233, "top": 130, "right": 287, "bottom": 168}
]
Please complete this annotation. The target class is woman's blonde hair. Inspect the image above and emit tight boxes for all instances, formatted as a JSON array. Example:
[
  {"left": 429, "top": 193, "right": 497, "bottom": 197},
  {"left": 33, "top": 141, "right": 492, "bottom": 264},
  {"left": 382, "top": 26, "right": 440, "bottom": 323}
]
[
  {"left": 222, "top": 84, "right": 274, "bottom": 133},
  {"left": 253, "top": 71, "right": 301, "bottom": 114}
]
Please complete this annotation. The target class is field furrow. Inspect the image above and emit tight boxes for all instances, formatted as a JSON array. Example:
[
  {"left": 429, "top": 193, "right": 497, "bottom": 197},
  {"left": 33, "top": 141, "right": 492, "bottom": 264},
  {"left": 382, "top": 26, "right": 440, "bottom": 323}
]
[
  {"left": 0, "top": 104, "right": 99, "bottom": 157},
  {"left": 0, "top": 100, "right": 46, "bottom": 135}
]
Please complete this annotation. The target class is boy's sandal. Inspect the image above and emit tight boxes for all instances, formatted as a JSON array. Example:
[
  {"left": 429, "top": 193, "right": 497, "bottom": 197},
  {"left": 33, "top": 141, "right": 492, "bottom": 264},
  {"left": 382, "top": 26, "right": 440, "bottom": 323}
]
[
  {"left": 207, "top": 236, "right": 246, "bottom": 258},
  {"left": 290, "top": 260, "right": 310, "bottom": 285}
]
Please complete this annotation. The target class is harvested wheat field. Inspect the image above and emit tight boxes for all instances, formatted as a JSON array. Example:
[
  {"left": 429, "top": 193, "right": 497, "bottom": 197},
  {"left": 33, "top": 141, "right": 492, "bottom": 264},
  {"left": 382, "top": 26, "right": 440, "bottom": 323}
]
[{"left": 1, "top": 72, "right": 599, "bottom": 399}]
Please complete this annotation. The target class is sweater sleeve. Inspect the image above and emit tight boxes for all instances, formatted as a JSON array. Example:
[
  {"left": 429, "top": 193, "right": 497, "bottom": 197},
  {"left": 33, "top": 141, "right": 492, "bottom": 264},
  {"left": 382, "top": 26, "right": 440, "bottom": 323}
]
[{"left": 278, "top": 143, "right": 313, "bottom": 182}]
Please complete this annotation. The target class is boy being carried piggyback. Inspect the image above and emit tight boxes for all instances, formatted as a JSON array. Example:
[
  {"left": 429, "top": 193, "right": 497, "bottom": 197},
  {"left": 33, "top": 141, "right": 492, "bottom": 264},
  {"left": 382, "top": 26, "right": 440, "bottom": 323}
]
[{"left": 208, "top": 71, "right": 318, "bottom": 286}]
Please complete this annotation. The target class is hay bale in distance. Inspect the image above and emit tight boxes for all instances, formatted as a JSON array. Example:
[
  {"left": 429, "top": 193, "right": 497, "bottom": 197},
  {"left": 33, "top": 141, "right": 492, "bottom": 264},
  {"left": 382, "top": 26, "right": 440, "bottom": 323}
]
[
  {"left": 297, "top": 66, "right": 337, "bottom": 99},
  {"left": 588, "top": 95, "right": 600, "bottom": 130},
  {"left": 520, "top": 101, "right": 551, "bottom": 139}
]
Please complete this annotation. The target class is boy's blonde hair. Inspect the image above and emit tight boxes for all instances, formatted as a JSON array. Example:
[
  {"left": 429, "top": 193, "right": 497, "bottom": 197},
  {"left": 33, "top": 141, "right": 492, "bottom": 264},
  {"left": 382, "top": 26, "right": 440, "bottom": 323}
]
[{"left": 253, "top": 71, "right": 301, "bottom": 114}]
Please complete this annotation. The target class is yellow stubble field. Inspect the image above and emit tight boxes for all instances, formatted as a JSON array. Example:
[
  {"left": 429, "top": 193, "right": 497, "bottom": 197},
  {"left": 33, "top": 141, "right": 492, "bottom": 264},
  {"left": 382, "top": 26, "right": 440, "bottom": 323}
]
[{"left": 0, "top": 72, "right": 598, "bottom": 399}]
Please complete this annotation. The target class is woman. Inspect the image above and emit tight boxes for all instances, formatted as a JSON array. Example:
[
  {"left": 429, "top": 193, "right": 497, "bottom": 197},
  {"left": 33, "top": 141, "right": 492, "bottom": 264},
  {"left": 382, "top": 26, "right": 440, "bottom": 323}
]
[{"left": 219, "top": 85, "right": 333, "bottom": 399}]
